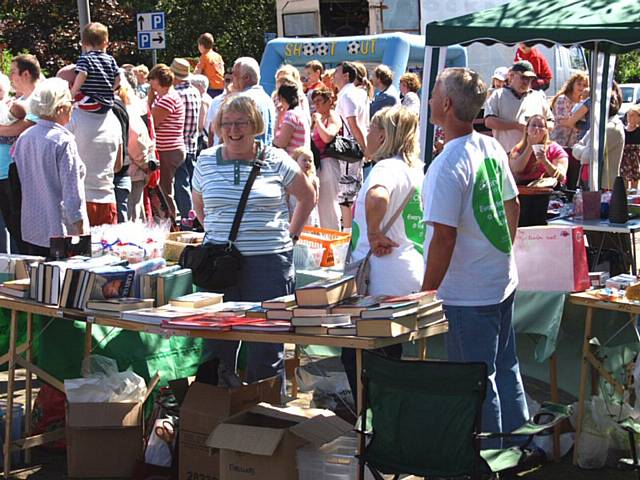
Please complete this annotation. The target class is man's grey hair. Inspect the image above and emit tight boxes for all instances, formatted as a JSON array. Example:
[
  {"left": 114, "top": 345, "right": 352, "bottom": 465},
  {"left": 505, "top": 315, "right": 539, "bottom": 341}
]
[
  {"left": 437, "top": 68, "right": 487, "bottom": 122},
  {"left": 191, "top": 74, "right": 209, "bottom": 92},
  {"left": 234, "top": 57, "right": 260, "bottom": 85}
]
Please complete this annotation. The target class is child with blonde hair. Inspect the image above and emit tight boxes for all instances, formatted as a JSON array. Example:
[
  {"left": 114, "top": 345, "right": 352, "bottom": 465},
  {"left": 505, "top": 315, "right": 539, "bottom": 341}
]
[{"left": 289, "top": 147, "right": 320, "bottom": 227}]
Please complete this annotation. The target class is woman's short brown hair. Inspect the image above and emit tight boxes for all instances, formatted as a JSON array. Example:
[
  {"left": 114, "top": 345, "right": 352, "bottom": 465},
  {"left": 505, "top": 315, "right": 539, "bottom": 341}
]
[
  {"left": 147, "top": 64, "right": 174, "bottom": 88},
  {"left": 400, "top": 72, "right": 421, "bottom": 93},
  {"left": 214, "top": 94, "right": 265, "bottom": 139},
  {"left": 310, "top": 86, "right": 335, "bottom": 104}
]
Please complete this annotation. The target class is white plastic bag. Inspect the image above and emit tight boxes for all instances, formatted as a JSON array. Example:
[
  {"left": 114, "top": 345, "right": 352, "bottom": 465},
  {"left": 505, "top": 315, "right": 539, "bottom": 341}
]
[{"left": 64, "top": 354, "right": 147, "bottom": 403}]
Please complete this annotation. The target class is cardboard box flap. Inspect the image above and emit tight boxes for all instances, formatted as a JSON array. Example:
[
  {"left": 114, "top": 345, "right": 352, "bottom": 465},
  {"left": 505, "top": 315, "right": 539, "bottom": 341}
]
[
  {"left": 67, "top": 402, "right": 142, "bottom": 428},
  {"left": 206, "top": 423, "right": 284, "bottom": 456},
  {"left": 248, "top": 403, "right": 313, "bottom": 424},
  {"left": 289, "top": 414, "right": 353, "bottom": 446}
]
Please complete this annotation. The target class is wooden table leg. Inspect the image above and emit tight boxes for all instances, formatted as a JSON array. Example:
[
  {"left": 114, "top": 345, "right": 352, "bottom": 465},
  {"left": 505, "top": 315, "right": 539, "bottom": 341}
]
[
  {"left": 83, "top": 321, "right": 93, "bottom": 367},
  {"left": 418, "top": 338, "right": 427, "bottom": 360},
  {"left": 573, "top": 306, "right": 594, "bottom": 465},
  {"left": 549, "top": 352, "right": 560, "bottom": 462},
  {"left": 24, "top": 313, "right": 33, "bottom": 464},
  {"left": 3, "top": 309, "right": 18, "bottom": 478},
  {"left": 356, "top": 348, "right": 364, "bottom": 480}
]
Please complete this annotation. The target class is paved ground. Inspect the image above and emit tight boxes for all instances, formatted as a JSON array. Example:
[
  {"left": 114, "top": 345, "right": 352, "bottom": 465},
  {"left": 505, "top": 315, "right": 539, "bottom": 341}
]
[{"left": 1, "top": 369, "right": 637, "bottom": 479}]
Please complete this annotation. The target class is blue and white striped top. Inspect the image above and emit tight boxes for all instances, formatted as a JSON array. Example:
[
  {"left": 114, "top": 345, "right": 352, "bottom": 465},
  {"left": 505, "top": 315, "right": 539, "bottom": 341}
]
[
  {"left": 193, "top": 143, "right": 300, "bottom": 256},
  {"left": 75, "top": 51, "right": 119, "bottom": 107}
]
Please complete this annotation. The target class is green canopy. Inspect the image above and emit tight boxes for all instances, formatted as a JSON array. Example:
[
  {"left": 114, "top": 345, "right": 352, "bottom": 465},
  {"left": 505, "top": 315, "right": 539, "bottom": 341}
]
[
  {"left": 425, "top": 0, "right": 640, "bottom": 54},
  {"left": 421, "top": 0, "right": 640, "bottom": 187}
]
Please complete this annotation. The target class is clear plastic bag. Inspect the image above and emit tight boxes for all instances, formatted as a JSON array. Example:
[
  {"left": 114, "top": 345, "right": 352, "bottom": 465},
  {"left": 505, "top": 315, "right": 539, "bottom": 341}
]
[{"left": 64, "top": 354, "right": 147, "bottom": 403}]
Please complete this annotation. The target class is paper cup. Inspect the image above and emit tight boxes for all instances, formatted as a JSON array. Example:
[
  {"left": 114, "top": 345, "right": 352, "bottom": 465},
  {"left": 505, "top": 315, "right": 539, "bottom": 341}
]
[{"left": 531, "top": 144, "right": 545, "bottom": 156}]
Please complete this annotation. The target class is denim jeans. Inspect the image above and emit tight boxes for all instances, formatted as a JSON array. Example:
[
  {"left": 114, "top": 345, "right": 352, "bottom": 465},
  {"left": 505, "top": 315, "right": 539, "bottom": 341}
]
[
  {"left": 443, "top": 292, "right": 529, "bottom": 448},
  {"left": 202, "top": 250, "right": 295, "bottom": 387},
  {"left": 113, "top": 171, "right": 131, "bottom": 223},
  {"left": 175, "top": 153, "right": 195, "bottom": 220}
]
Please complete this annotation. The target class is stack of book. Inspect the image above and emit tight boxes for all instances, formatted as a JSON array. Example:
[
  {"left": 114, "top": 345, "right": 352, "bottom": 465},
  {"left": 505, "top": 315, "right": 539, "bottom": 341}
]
[
  {"left": 0, "top": 278, "right": 31, "bottom": 299},
  {"left": 140, "top": 265, "right": 194, "bottom": 306},
  {"left": 0, "top": 254, "right": 46, "bottom": 283}
]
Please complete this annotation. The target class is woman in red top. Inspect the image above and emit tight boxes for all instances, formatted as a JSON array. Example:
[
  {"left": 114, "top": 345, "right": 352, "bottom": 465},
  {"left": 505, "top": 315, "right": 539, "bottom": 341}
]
[
  {"left": 147, "top": 64, "right": 185, "bottom": 218},
  {"left": 509, "top": 114, "right": 568, "bottom": 185}
]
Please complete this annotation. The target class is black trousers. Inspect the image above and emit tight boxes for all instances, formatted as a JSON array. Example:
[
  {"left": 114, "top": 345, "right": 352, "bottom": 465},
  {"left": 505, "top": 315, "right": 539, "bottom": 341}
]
[{"left": 0, "top": 175, "right": 27, "bottom": 254}]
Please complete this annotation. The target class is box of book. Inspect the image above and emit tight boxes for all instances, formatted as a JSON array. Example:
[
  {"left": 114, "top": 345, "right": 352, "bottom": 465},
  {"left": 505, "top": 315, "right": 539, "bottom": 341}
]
[
  {"left": 179, "top": 376, "right": 281, "bottom": 480},
  {"left": 65, "top": 374, "right": 160, "bottom": 478}
]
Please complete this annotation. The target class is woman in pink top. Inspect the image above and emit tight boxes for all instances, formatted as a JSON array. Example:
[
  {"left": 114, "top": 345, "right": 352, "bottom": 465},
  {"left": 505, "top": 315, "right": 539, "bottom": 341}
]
[
  {"left": 147, "top": 63, "right": 185, "bottom": 218},
  {"left": 509, "top": 114, "right": 568, "bottom": 185},
  {"left": 273, "top": 80, "right": 310, "bottom": 157}
]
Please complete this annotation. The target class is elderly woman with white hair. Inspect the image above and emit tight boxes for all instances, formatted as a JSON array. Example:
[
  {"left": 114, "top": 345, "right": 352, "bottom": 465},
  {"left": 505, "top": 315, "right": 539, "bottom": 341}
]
[{"left": 12, "top": 77, "right": 87, "bottom": 256}]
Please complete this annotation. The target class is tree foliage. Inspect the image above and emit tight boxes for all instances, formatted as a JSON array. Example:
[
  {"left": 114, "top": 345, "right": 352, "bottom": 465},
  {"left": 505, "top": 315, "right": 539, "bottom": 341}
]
[
  {"left": 0, "top": 0, "right": 276, "bottom": 74},
  {"left": 615, "top": 51, "right": 640, "bottom": 84}
]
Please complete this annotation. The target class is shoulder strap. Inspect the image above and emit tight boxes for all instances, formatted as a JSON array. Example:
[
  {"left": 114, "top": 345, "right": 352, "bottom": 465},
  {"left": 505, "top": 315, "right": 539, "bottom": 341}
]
[
  {"left": 228, "top": 147, "right": 265, "bottom": 244},
  {"left": 380, "top": 185, "right": 416, "bottom": 235}
]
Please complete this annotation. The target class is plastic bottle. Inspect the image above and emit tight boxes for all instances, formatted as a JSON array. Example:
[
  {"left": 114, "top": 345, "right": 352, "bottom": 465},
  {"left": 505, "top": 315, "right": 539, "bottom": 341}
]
[{"left": 574, "top": 188, "right": 584, "bottom": 219}]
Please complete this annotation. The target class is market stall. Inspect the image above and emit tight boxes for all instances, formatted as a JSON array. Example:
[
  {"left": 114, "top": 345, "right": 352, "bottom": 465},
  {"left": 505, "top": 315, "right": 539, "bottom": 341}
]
[{"left": 420, "top": 0, "right": 640, "bottom": 191}]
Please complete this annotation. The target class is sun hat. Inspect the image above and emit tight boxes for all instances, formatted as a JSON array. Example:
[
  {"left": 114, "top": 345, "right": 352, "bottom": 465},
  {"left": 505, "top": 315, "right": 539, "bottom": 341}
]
[{"left": 170, "top": 58, "right": 191, "bottom": 80}]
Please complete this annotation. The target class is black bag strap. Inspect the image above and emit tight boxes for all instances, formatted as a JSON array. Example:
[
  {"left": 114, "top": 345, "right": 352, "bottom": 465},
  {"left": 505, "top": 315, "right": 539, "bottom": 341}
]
[{"left": 228, "top": 146, "right": 265, "bottom": 244}]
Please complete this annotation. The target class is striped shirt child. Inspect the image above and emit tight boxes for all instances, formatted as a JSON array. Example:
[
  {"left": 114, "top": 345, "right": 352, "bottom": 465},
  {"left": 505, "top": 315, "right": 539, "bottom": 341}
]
[
  {"left": 74, "top": 51, "right": 119, "bottom": 113},
  {"left": 277, "top": 106, "right": 310, "bottom": 157}
]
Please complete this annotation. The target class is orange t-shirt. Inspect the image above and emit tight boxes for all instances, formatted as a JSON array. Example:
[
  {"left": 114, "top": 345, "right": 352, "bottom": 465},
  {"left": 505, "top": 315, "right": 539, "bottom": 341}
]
[{"left": 199, "top": 50, "right": 224, "bottom": 90}]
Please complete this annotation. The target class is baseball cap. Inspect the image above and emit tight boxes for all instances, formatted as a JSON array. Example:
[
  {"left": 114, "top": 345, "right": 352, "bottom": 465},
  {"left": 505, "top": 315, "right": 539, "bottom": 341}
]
[
  {"left": 511, "top": 60, "right": 537, "bottom": 77},
  {"left": 492, "top": 66, "right": 509, "bottom": 82}
]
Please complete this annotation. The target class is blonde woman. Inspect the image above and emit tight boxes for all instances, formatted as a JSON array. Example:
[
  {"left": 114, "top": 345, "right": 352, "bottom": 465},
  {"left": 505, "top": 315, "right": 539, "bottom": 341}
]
[
  {"left": 343, "top": 106, "right": 425, "bottom": 401},
  {"left": 273, "top": 64, "right": 310, "bottom": 124},
  {"left": 350, "top": 106, "right": 425, "bottom": 294},
  {"left": 509, "top": 114, "right": 568, "bottom": 185}
]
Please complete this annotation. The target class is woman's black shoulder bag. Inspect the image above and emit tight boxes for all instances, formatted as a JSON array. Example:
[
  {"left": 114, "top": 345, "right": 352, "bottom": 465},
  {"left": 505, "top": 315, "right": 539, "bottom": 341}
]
[{"left": 178, "top": 154, "right": 262, "bottom": 292}]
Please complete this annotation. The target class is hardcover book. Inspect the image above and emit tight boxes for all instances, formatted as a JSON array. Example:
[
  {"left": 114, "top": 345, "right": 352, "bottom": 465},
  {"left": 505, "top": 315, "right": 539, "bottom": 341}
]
[
  {"left": 295, "top": 276, "right": 356, "bottom": 307},
  {"left": 170, "top": 292, "right": 224, "bottom": 309}
]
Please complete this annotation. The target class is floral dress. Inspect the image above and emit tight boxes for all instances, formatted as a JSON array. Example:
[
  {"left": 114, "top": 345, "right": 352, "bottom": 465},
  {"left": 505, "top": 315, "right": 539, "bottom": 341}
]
[
  {"left": 621, "top": 127, "right": 640, "bottom": 182},
  {"left": 550, "top": 95, "right": 578, "bottom": 147}
]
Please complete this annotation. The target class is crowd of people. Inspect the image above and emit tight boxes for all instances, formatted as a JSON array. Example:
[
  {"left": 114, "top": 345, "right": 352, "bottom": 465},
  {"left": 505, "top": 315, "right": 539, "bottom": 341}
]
[{"left": 1, "top": 24, "right": 638, "bottom": 447}]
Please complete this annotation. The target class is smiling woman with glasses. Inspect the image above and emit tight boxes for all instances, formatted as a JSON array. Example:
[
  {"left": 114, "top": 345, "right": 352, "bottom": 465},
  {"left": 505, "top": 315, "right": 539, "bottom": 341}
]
[{"left": 192, "top": 94, "right": 315, "bottom": 388}]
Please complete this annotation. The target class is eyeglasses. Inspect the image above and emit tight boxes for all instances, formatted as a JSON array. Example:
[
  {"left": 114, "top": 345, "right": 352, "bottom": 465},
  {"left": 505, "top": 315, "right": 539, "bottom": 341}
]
[
  {"left": 528, "top": 124, "right": 546, "bottom": 130},
  {"left": 516, "top": 73, "right": 534, "bottom": 83},
  {"left": 220, "top": 120, "right": 250, "bottom": 129}
]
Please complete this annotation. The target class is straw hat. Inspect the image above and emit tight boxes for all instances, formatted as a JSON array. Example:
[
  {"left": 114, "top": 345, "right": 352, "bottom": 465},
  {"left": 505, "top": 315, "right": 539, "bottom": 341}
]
[{"left": 170, "top": 58, "right": 191, "bottom": 80}]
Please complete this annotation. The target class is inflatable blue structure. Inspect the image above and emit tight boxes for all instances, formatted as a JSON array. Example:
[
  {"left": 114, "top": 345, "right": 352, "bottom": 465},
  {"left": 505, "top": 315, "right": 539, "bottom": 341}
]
[{"left": 260, "top": 32, "right": 467, "bottom": 95}]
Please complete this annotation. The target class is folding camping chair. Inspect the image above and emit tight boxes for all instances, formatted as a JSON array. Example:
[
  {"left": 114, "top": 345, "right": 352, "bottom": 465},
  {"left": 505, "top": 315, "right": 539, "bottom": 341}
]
[{"left": 358, "top": 351, "right": 572, "bottom": 480}]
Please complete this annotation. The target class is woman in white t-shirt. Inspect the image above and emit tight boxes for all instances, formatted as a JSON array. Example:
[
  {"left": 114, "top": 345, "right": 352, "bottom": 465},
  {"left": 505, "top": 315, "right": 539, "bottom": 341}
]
[
  {"left": 342, "top": 106, "right": 425, "bottom": 403},
  {"left": 350, "top": 106, "right": 425, "bottom": 295}
]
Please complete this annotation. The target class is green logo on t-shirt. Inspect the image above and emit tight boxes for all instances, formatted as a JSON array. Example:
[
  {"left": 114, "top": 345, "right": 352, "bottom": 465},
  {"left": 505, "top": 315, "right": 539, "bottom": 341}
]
[
  {"left": 403, "top": 188, "right": 425, "bottom": 254},
  {"left": 350, "top": 221, "right": 360, "bottom": 251},
  {"left": 472, "top": 157, "right": 511, "bottom": 254}
]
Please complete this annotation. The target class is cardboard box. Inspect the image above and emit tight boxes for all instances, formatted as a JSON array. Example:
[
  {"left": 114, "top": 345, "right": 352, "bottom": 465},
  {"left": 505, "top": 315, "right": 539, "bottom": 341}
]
[
  {"left": 179, "top": 377, "right": 282, "bottom": 480},
  {"left": 66, "top": 374, "right": 159, "bottom": 478},
  {"left": 207, "top": 403, "right": 353, "bottom": 480}
]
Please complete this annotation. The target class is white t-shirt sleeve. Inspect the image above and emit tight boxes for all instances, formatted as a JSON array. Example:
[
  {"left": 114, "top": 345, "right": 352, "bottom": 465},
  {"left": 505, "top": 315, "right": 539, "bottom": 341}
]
[
  {"left": 338, "top": 91, "right": 357, "bottom": 119},
  {"left": 484, "top": 89, "right": 500, "bottom": 118},
  {"left": 364, "top": 163, "right": 398, "bottom": 196},
  {"left": 422, "top": 156, "right": 465, "bottom": 228},
  {"left": 502, "top": 157, "right": 518, "bottom": 201}
]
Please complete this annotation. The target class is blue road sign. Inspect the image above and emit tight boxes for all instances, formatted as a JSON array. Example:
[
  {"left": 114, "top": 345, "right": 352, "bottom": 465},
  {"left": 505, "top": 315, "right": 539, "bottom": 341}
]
[{"left": 137, "top": 32, "right": 152, "bottom": 50}]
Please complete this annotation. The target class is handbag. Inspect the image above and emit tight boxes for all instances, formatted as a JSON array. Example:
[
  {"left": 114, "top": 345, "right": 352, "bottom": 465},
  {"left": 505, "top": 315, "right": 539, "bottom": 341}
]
[
  {"left": 178, "top": 150, "right": 263, "bottom": 291},
  {"left": 325, "top": 117, "right": 364, "bottom": 164},
  {"left": 344, "top": 186, "right": 416, "bottom": 295}
]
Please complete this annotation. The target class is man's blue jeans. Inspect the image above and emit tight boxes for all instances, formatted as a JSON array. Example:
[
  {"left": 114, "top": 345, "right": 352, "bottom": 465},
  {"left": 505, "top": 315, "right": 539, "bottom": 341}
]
[
  {"left": 175, "top": 153, "right": 195, "bottom": 220},
  {"left": 443, "top": 292, "right": 529, "bottom": 448}
]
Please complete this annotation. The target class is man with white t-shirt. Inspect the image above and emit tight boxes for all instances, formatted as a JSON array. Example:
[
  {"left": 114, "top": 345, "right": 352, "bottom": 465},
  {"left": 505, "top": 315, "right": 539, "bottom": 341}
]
[
  {"left": 333, "top": 61, "right": 369, "bottom": 230},
  {"left": 422, "top": 68, "right": 528, "bottom": 448}
]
